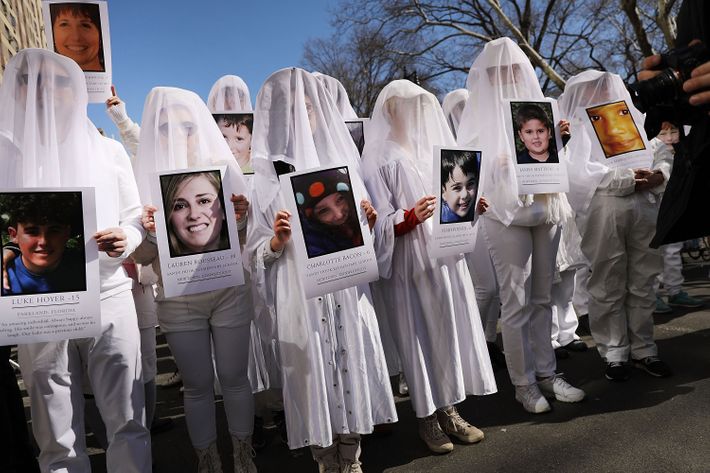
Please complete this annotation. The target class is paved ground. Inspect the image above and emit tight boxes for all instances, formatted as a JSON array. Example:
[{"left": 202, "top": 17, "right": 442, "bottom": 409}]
[{"left": 18, "top": 264, "right": 710, "bottom": 472}]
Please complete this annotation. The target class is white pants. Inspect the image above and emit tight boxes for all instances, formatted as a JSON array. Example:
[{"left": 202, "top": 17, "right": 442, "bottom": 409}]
[
  {"left": 581, "top": 193, "right": 660, "bottom": 363},
  {"left": 161, "top": 298, "right": 253, "bottom": 449},
  {"left": 573, "top": 266, "right": 591, "bottom": 316},
  {"left": 466, "top": 225, "right": 500, "bottom": 343},
  {"left": 551, "top": 269, "right": 581, "bottom": 348},
  {"left": 483, "top": 217, "right": 559, "bottom": 386},
  {"left": 656, "top": 242, "right": 685, "bottom": 296},
  {"left": 19, "top": 290, "right": 151, "bottom": 473}
]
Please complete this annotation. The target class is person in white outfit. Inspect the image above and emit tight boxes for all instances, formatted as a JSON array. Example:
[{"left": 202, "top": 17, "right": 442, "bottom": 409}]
[
  {"left": 442, "top": 88, "right": 469, "bottom": 141},
  {"left": 132, "top": 87, "right": 257, "bottom": 473},
  {"left": 245, "top": 67, "right": 397, "bottom": 473},
  {"left": 457, "top": 38, "right": 585, "bottom": 414},
  {"left": 559, "top": 70, "right": 674, "bottom": 382},
  {"left": 0, "top": 49, "right": 151, "bottom": 473},
  {"left": 362, "top": 79, "right": 496, "bottom": 453}
]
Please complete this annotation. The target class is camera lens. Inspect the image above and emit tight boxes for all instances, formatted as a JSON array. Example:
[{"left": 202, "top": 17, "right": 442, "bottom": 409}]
[{"left": 628, "top": 69, "right": 682, "bottom": 113}]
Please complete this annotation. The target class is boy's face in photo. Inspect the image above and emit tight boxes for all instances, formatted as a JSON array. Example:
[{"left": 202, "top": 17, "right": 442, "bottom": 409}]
[
  {"left": 442, "top": 165, "right": 476, "bottom": 218},
  {"left": 8, "top": 222, "right": 71, "bottom": 274},
  {"left": 218, "top": 121, "right": 251, "bottom": 163},
  {"left": 518, "top": 118, "right": 550, "bottom": 156}
]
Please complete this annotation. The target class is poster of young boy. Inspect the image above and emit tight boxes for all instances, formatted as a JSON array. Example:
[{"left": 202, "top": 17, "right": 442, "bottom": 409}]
[
  {"left": 280, "top": 165, "right": 379, "bottom": 298},
  {"left": 503, "top": 98, "right": 569, "bottom": 194},
  {"left": 0, "top": 188, "right": 100, "bottom": 344},
  {"left": 42, "top": 0, "right": 112, "bottom": 103},
  {"left": 152, "top": 166, "right": 245, "bottom": 298},
  {"left": 213, "top": 112, "right": 254, "bottom": 174},
  {"left": 430, "top": 146, "right": 480, "bottom": 259},
  {"left": 345, "top": 118, "right": 368, "bottom": 157},
  {"left": 583, "top": 99, "right": 652, "bottom": 170}
]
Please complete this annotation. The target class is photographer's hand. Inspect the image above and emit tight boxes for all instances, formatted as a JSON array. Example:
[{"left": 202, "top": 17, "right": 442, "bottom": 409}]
[{"left": 684, "top": 61, "right": 710, "bottom": 106}]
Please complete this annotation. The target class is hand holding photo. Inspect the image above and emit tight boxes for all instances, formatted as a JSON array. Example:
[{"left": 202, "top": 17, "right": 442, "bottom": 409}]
[
  {"left": 586, "top": 100, "right": 646, "bottom": 158},
  {"left": 160, "top": 170, "right": 230, "bottom": 258},
  {"left": 291, "top": 167, "right": 364, "bottom": 259}
]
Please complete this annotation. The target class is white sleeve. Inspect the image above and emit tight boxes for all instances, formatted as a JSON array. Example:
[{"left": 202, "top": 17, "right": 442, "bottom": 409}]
[{"left": 114, "top": 142, "right": 146, "bottom": 257}]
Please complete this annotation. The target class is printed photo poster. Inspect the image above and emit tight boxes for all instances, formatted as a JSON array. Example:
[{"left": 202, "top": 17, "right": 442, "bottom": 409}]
[
  {"left": 583, "top": 100, "right": 652, "bottom": 169},
  {"left": 0, "top": 188, "right": 100, "bottom": 344},
  {"left": 42, "top": 0, "right": 112, "bottom": 103},
  {"left": 152, "top": 166, "right": 245, "bottom": 298},
  {"left": 345, "top": 118, "right": 368, "bottom": 157},
  {"left": 213, "top": 112, "right": 254, "bottom": 175},
  {"left": 503, "top": 99, "right": 569, "bottom": 194},
  {"left": 280, "top": 165, "right": 379, "bottom": 299},
  {"left": 430, "top": 146, "right": 480, "bottom": 259}
]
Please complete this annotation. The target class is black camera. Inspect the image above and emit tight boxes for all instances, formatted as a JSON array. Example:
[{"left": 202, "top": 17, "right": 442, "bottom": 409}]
[{"left": 628, "top": 42, "right": 709, "bottom": 131}]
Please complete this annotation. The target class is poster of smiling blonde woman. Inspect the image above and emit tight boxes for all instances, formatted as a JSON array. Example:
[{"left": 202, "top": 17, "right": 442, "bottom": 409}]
[
  {"left": 0, "top": 188, "right": 100, "bottom": 344},
  {"left": 152, "top": 166, "right": 245, "bottom": 298},
  {"left": 503, "top": 98, "right": 569, "bottom": 194},
  {"left": 280, "top": 165, "right": 379, "bottom": 298},
  {"left": 42, "top": 0, "right": 112, "bottom": 103},
  {"left": 584, "top": 100, "right": 652, "bottom": 169},
  {"left": 430, "top": 146, "right": 481, "bottom": 259}
]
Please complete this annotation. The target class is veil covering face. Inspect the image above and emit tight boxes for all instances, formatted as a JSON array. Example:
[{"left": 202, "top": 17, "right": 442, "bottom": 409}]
[
  {"left": 457, "top": 37, "right": 569, "bottom": 226},
  {"left": 134, "top": 87, "right": 246, "bottom": 203},
  {"left": 442, "top": 88, "right": 469, "bottom": 139},
  {"left": 558, "top": 70, "right": 652, "bottom": 229},
  {"left": 207, "top": 75, "right": 252, "bottom": 113},
  {"left": 0, "top": 48, "right": 118, "bottom": 225},
  {"left": 313, "top": 72, "right": 358, "bottom": 119},
  {"left": 251, "top": 67, "right": 363, "bottom": 212}
]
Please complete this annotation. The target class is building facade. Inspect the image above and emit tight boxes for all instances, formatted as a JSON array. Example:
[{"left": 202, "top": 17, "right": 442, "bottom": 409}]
[{"left": 0, "top": 0, "right": 46, "bottom": 82}]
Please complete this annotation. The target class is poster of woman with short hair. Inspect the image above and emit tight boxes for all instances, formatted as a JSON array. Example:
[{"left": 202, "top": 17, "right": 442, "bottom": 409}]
[
  {"left": 0, "top": 188, "right": 100, "bottom": 344},
  {"left": 42, "top": 0, "right": 112, "bottom": 103}
]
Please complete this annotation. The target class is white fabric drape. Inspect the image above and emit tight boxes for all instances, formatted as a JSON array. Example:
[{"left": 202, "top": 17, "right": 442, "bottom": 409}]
[{"left": 207, "top": 75, "right": 252, "bottom": 113}]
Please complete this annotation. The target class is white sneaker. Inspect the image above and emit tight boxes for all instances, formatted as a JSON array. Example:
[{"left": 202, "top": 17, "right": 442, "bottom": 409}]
[
  {"left": 538, "top": 374, "right": 585, "bottom": 403},
  {"left": 514, "top": 384, "right": 551, "bottom": 414}
]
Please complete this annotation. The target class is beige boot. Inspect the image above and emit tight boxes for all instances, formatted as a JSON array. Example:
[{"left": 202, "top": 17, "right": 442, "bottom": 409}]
[
  {"left": 310, "top": 440, "right": 340, "bottom": 473},
  {"left": 436, "top": 405, "right": 484, "bottom": 444},
  {"left": 338, "top": 433, "right": 363, "bottom": 473},
  {"left": 195, "top": 442, "right": 223, "bottom": 473},
  {"left": 232, "top": 436, "right": 257, "bottom": 473},
  {"left": 418, "top": 414, "right": 454, "bottom": 454}
]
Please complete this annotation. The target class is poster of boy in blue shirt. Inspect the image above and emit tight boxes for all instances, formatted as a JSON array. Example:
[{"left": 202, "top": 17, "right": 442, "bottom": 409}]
[{"left": 1, "top": 192, "right": 86, "bottom": 296}]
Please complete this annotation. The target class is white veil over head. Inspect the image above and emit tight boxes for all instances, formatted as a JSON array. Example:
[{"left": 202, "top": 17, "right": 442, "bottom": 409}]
[
  {"left": 135, "top": 86, "right": 246, "bottom": 202},
  {"left": 312, "top": 72, "right": 358, "bottom": 119},
  {"left": 0, "top": 48, "right": 96, "bottom": 188},
  {"left": 558, "top": 70, "right": 650, "bottom": 220},
  {"left": 441, "top": 88, "right": 469, "bottom": 139},
  {"left": 207, "top": 75, "right": 252, "bottom": 113},
  {"left": 457, "top": 37, "right": 566, "bottom": 225},
  {"left": 251, "top": 67, "right": 362, "bottom": 211},
  {"left": 361, "top": 79, "right": 455, "bottom": 192}
]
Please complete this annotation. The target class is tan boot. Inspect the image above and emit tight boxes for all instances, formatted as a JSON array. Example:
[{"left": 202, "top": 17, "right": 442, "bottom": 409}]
[
  {"left": 436, "top": 406, "right": 484, "bottom": 444},
  {"left": 195, "top": 442, "right": 223, "bottom": 473},
  {"left": 418, "top": 414, "right": 453, "bottom": 454},
  {"left": 338, "top": 433, "right": 363, "bottom": 473},
  {"left": 232, "top": 436, "right": 257, "bottom": 473},
  {"left": 310, "top": 440, "right": 340, "bottom": 473}
]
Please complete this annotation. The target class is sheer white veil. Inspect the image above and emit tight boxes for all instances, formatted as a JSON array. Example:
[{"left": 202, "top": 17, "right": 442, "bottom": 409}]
[
  {"left": 207, "top": 75, "right": 252, "bottom": 113},
  {"left": 312, "top": 72, "right": 358, "bottom": 119},
  {"left": 442, "top": 88, "right": 469, "bottom": 140},
  {"left": 134, "top": 86, "right": 246, "bottom": 203},
  {"left": 361, "top": 79, "right": 455, "bottom": 191},
  {"left": 251, "top": 67, "right": 362, "bottom": 211}
]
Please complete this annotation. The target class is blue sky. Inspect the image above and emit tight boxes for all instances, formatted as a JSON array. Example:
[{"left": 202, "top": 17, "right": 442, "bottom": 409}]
[{"left": 89, "top": 0, "right": 334, "bottom": 138}]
